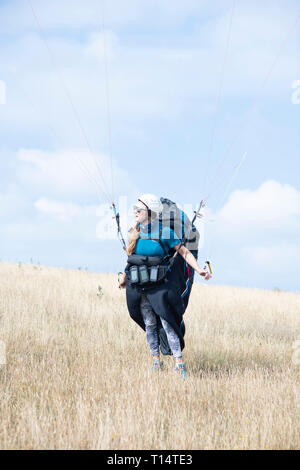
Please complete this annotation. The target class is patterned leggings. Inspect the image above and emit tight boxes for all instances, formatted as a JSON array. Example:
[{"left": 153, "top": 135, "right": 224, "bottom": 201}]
[{"left": 140, "top": 293, "right": 182, "bottom": 359}]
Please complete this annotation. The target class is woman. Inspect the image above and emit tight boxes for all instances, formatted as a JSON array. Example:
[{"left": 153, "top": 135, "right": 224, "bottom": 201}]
[{"left": 119, "top": 194, "right": 211, "bottom": 378}]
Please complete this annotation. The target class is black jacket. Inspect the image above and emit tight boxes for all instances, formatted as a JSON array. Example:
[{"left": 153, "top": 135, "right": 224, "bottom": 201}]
[{"left": 125, "top": 254, "right": 195, "bottom": 352}]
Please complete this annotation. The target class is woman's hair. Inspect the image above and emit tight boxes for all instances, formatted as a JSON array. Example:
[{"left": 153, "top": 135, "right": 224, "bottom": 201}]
[
  {"left": 126, "top": 222, "right": 141, "bottom": 255},
  {"left": 126, "top": 210, "right": 157, "bottom": 255}
]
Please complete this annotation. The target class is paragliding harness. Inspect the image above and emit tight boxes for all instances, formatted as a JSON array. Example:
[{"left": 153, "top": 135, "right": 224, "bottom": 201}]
[
  {"left": 126, "top": 198, "right": 200, "bottom": 290},
  {"left": 125, "top": 198, "right": 203, "bottom": 356},
  {"left": 127, "top": 254, "right": 170, "bottom": 286}
]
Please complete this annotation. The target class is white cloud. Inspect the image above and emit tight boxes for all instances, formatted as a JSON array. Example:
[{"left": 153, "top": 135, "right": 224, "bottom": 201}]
[
  {"left": 242, "top": 243, "right": 300, "bottom": 272},
  {"left": 216, "top": 180, "right": 300, "bottom": 237},
  {"left": 0, "top": 187, "right": 29, "bottom": 218},
  {"left": 208, "top": 180, "right": 300, "bottom": 287},
  {"left": 3, "top": 1, "right": 298, "bottom": 35},
  {"left": 1, "top": 0, "right": 299, "bottom": 142},
  {"left": 84, "top": 31, "right": 119, "bottom": 60},
  {"left": 17, "top": 148, "right": 138, "bottom": 201},
  {"left": 0, "top": 0, "right": 224, "bottom": 33},
  {"left": 34, "top": 198, "right": 99, "bottom": 221},
  {"left": 18, "top": 148, "right": 101, "bottom": 195}
]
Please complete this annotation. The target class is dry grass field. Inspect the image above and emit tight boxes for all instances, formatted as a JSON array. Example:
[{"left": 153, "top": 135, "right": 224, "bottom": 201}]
[{"left": 0, "top": 262, "right": 299, "bottom": 450}]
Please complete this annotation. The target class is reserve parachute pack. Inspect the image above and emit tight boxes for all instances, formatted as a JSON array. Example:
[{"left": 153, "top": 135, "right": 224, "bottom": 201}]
[{"left": 159, "top": 197, "right": 199, "bottom": 254}]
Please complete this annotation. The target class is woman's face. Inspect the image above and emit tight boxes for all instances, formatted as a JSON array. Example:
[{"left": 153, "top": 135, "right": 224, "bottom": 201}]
[{"left": 133, "top": 200, "right": 149, "bottom": 225}]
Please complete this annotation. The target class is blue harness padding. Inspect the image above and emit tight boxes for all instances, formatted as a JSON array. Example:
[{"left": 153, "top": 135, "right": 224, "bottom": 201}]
[{"left": 138, "top": 219, "right": 169, "bottom": 257}]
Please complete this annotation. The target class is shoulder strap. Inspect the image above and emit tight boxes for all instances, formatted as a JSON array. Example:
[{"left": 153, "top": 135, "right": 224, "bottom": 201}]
[{"left": 157, "top": 219, "right": 168, "bottom": 256}]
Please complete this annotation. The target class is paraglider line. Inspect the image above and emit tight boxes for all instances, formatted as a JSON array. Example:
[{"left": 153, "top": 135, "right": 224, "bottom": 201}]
[{"left": 27, "top": 0, "right": 114, "bottom": 205}]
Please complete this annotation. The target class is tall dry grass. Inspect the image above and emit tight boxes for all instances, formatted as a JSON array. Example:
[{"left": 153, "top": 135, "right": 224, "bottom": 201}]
[{"left": 0, "top": 262, "right": 299, "bottom": 449}]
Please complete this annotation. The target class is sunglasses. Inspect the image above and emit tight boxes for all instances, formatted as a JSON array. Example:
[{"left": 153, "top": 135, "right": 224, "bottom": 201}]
[{"left": 133, "top": 205, "right": 147, "bottom": 213}]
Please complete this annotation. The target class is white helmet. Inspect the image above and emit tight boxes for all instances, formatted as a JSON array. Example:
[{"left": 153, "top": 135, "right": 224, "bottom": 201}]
[{"left": 138, "top": 194, "right": 163, "bottom": 214}]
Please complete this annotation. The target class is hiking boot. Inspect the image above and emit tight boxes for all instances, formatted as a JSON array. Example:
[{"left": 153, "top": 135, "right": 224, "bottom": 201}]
[
  {"left": 175, "top": 362, "right": 188, "bottom": 379},
  {"left": 152, "top": 359, "right": 164, "bottom": 371}
]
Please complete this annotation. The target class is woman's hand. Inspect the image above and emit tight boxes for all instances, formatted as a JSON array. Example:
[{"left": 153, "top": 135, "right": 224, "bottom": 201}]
[
  {"left": 118, "top": 272, "right": 127, "bottom": 289},
  {"left": 175, "top": 244, "right": 212, "bottom": 281},
  {"left": 197, "top": 269, "right": 212, "bottom": 281}
]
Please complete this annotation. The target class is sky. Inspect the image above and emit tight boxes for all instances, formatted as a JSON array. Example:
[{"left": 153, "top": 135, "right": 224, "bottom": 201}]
[{"left": 0, "top": 0, "right": 300, "bottom": 292}]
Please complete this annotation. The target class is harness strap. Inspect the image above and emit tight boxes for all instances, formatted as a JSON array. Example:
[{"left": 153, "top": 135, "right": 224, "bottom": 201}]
[{"left": 158, "top": 219, "right": 168, "bottom": 257}]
